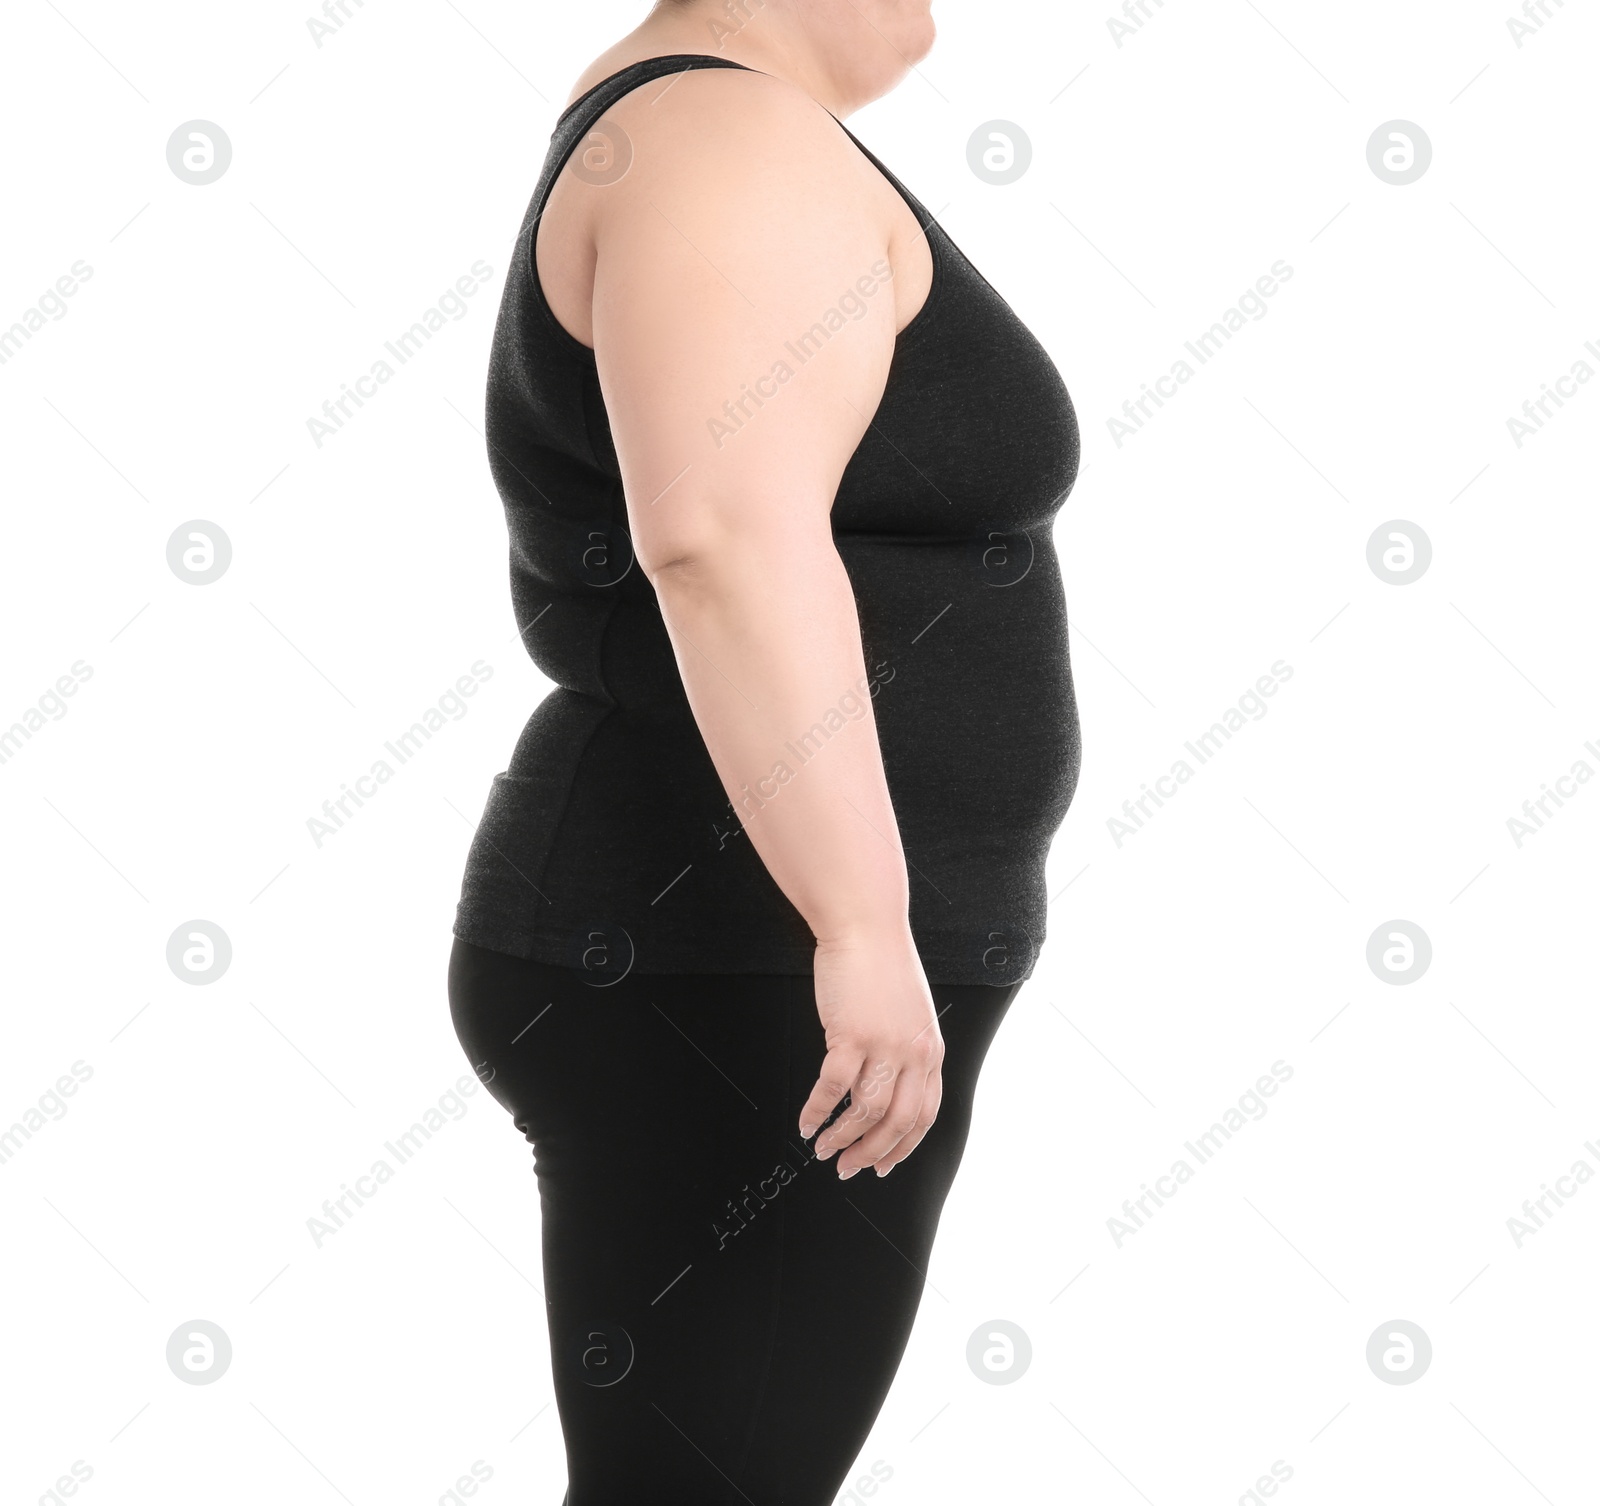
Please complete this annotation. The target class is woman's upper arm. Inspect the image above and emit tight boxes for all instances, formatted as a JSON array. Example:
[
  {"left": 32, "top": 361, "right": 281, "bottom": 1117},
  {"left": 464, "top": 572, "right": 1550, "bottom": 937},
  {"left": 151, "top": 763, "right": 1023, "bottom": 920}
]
[{"left": 584, "top": 72, "right": 900, "bottom": 576}]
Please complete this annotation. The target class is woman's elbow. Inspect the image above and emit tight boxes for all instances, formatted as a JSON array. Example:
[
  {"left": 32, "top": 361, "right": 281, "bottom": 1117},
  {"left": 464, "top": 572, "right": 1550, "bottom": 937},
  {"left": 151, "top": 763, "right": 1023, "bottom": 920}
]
[{"left": 640, "top": 521, "right": 832, "bottom": 596}]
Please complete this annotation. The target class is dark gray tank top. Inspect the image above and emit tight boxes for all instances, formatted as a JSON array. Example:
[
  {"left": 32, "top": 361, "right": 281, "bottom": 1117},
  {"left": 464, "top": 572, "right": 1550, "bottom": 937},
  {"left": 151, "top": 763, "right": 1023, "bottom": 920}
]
[{"left": 453, "top": 54, "right": 1080, "bottom": 986}]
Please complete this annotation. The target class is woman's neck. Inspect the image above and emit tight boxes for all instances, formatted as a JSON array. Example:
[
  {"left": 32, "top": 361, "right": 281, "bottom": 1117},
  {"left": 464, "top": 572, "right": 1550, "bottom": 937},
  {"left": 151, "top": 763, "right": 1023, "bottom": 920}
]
[{"left": 594, "top": 1, "right": 894, "bottom": 119}]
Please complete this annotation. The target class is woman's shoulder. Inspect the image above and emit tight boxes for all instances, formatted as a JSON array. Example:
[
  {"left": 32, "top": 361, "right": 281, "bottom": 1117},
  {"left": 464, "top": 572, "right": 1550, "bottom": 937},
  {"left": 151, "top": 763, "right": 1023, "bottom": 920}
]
[{"left": 561, "top": 53, "right": 886, "bottom": 222}]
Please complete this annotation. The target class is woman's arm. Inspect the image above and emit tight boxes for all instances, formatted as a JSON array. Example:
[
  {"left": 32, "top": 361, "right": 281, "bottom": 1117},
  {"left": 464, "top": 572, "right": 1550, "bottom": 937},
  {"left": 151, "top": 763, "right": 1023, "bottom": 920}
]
[{"left": 578, "top": 70, "right": 942, "bottom": 1178}]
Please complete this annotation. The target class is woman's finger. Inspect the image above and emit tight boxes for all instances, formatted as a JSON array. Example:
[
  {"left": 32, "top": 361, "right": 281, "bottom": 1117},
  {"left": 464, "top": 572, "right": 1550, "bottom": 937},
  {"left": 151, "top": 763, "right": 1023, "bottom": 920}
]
[
  {"left": 870, "top": 1063, "right": 943, "bottom": 1176},
  {"left": 798, "top": 1042, "right": 867, "bottom": 1147},
  {"left": 835, "top": 1059, "right": 933, "bottom": 1177},
  {"left": 812, "top": 1052, "right": 896, "bottom": 1160}
]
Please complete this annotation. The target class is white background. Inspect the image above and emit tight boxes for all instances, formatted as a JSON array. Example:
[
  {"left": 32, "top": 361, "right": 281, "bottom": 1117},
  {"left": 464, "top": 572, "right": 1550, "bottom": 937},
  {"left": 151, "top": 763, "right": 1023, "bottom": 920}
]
[{"left": 2, "top": 1, "right": 1597, "bottom": 1502}]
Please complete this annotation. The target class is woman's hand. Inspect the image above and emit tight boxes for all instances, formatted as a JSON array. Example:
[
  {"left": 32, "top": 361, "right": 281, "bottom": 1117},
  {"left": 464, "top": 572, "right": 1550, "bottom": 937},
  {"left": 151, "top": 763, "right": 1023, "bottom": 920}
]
[{"left": 800, "top": 925, "right": 945, "bottom": 1179}]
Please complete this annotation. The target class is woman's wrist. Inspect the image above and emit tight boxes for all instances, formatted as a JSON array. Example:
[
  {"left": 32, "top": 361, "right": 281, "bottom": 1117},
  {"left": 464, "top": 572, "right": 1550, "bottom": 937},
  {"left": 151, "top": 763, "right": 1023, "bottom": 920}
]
[{"left": 813, "top": 909, "right": 915, "bottom": 952}]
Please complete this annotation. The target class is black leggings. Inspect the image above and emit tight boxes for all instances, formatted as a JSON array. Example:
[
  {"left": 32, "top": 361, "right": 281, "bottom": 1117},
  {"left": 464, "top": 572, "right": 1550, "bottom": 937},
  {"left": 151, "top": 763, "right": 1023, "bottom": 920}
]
[{"left": 447, "top": 937, "right": 1020, "bottom": 1506}]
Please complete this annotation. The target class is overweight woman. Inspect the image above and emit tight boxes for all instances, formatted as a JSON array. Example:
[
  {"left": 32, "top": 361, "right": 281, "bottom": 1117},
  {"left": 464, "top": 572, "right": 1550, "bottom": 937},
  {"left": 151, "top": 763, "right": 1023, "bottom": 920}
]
[{"left": 447, "top": 1, "right": 1080, "bottom": 1499}]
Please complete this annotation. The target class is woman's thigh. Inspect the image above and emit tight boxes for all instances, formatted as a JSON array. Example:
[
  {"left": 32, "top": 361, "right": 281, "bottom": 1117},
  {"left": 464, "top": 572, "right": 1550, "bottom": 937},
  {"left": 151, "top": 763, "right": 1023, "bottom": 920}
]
[{"left": 448, "top": 937, "right": 1018, "bottom": 1506}]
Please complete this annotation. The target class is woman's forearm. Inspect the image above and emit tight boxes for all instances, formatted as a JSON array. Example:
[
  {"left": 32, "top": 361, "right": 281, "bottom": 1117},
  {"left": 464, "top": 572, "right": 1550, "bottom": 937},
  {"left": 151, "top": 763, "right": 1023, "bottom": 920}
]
[{"left": 649, "top": 527, "right": 911, "bottom": 947}]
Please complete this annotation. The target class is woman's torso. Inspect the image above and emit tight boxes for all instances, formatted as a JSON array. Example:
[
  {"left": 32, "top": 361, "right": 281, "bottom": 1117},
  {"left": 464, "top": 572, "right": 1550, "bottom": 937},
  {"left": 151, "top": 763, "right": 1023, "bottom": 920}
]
[{"left": 452, "top": 53, "right": 1081, "bottom": 986}]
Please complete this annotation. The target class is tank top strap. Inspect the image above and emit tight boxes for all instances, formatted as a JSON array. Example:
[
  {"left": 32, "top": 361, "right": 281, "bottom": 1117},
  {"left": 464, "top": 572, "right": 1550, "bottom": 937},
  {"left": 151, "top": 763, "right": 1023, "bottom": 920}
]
[{"left": 519, "top": 54, "right": 760, "bottom": 243}]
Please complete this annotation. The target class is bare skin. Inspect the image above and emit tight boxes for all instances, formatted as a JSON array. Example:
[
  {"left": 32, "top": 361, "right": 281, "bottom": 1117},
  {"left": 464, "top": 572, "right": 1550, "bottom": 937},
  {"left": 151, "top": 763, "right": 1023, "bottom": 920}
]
[{"left": 538, "top": 0, "right": 942, "bottom": 1179}]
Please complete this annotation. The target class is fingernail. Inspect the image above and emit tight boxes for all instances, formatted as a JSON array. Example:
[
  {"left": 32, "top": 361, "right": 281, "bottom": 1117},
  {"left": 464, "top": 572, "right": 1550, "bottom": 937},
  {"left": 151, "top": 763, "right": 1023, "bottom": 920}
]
[
  {"left": 875, "top": 1163, "right": 891, "bottom": 1177},
  {"left": 799, "top": 1122, "right": 816, "bottom": 1139},
  {"left": 839, "top": 1165, "right": 860, "bottom": 1180},
  {"left": 816, "top": 1144, "right": 836, "bottom": 1160}
]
